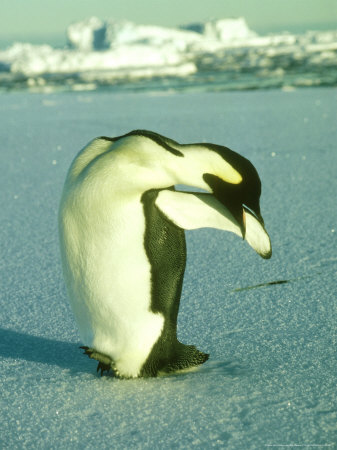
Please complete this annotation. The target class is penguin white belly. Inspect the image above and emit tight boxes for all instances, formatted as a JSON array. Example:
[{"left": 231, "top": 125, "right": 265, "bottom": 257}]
[{"left": 60, "top": 195, "right": 164, "bottom": 378}]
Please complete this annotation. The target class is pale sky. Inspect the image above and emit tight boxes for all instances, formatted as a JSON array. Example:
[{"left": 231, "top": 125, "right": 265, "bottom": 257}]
[{"left": 1, "top": 0, "right": 337, "bottom": 38}]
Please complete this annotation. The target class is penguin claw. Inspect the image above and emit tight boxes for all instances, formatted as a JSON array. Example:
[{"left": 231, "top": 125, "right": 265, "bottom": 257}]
[
  {"left": 97, "top": 361, "right": 111, "bottom": 376},
  {"left": 80, "top": 346, "right": 113, "bottom": 376},
  {"left": 80, "top": 346, "right": 91, "bottom": 356}
]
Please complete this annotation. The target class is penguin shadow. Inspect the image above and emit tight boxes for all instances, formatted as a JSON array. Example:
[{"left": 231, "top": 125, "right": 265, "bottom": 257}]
[
  {"left": 163, "top": 359, "right": 249, "bottom": 381},
  {"left": 198, "top": 359, "right": 249, "bottom": 377},
  {"left": 0, "top": 328, "right": 248, "bottom": 380},
  {"left": 0, "top": 327, "right": 90, "bottom": 375}
]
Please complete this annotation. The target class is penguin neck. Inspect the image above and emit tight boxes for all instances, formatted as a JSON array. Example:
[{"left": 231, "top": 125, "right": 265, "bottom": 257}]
[
  {"left": 163, "top": 145, "right": 215, "bottom": 193},
  {"left": 112, "top": 143, "right": 210, "bottom": 194}
]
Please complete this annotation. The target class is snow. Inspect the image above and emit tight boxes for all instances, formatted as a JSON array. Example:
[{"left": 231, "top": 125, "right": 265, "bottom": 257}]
[{"left": 1, "top": 87, "right": 337, "bottom": 448}]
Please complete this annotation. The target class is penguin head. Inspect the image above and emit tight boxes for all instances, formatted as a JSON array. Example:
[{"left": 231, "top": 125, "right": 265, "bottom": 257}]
[
  {"left": 178, "top": 143, "right": 265, "bottom": 240},
  {"left": 93, "top": 132, "right": 267, "bottom": 247},
  {"left": 203, "top": 146, "right": 263, "bottom": 239}
]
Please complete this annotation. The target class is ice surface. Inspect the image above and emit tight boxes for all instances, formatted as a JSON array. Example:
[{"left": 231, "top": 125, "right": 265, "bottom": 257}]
[{"left": 1, "top": 87, "right": 337, "bottom": 448}]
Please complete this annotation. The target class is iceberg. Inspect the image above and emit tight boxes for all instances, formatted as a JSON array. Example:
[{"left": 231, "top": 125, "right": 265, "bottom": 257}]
[
  {"left": 67, "top": 17, "right": 203, "bottom": 51},
  {"left": 182, "top": 17, "right": 257, "bottom": 43},
  {"left": 0, "top": 17, "right": 336, "bottom": 93},
  {"left": 66, "top": 16, "right": 108, "bottom": 52}
]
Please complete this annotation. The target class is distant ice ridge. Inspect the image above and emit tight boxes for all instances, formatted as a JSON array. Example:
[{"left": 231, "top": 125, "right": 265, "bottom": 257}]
[
  {"left": 0, "top": 16, "right": 336, "bottom": 93},
  {"left": 1, "top": 41, "right": 195, "bottom": 75}
]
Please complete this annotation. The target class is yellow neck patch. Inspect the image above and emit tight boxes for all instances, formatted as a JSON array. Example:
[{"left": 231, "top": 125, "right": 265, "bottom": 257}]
[{"left": 216, "top": 163, "right": 242, "bottom": 184}]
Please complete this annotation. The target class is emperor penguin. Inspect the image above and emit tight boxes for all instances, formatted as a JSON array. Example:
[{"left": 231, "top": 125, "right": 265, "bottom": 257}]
[{"left": 59, "top": 130, "right": 271, "bottom": 379}]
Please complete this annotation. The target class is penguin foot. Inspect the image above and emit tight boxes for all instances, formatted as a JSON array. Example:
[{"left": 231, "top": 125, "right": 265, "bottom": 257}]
[
  {"left": 141, "top": 341, "right": 209, "bottom": 377},
  {"left": 167, "top": 344, "right": 209, "bottom": 374},
  {"left": 80, "top": 346, "right": 114, "bottom": 377}
]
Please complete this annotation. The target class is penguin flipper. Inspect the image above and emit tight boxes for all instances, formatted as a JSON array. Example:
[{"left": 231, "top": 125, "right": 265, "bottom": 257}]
[
  {"left": 155, "top": 190, "right": 241, "bottom": 234},
  {"left": 80, "top": 346, "right": 113, "bottom": 376},
  {"left": 155, "top": 190, "right": 271, "bottom": 258}
]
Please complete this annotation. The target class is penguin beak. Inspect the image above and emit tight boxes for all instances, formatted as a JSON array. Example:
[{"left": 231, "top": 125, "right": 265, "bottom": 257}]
[
  {"left": 228, "top": 204, "right": 265, "bottom": 241},
  {"left": 243, "top": 204, "right": 264, "bottom": 225},
  {"left": 203, "top": 173, "right": 248, "bottom": 238},
  {"left": 243, "top": 206, "right": 272, "bottom": 259},
  {"left": 211, "top": 199, "right": 271, "bottom": 259},
  {"left": 202, "top": 173, "right": 268, "bottom": 245},
  {"left": 240, "top": 207, "right": 268, "bottom": 244},
  {"left": 202, "top": 174, "right": 271, "bottom": 259},
  {"left": 242, "top": 208, "right": 247, "bottom": 239}
]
